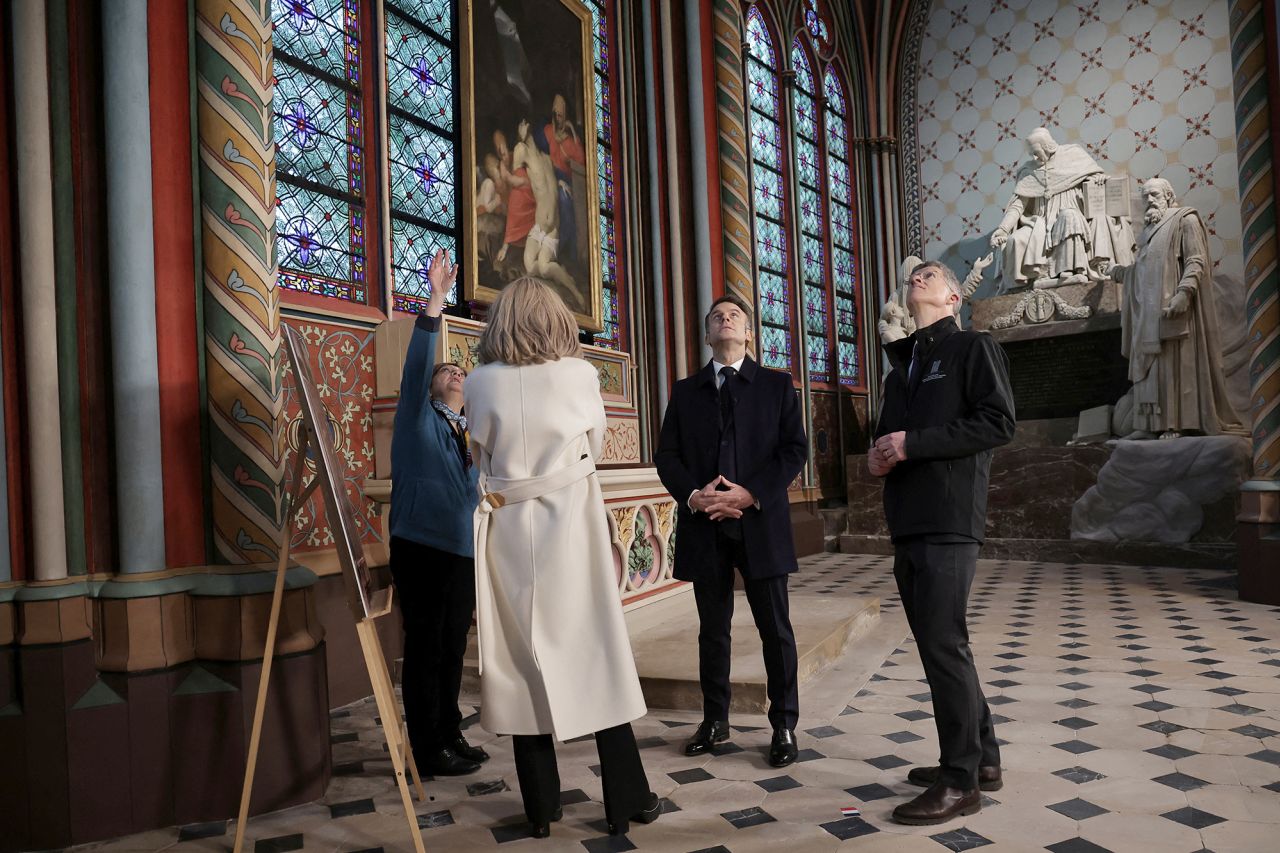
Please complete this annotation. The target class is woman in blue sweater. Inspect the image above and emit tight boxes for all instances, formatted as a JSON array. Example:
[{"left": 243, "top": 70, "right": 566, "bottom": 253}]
[{"left": 389, "top": 249, "right": 486, "bottom": 776}]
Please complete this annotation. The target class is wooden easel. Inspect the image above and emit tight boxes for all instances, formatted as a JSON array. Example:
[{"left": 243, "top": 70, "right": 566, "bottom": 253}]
[{"left": 232, "top": 327, "right": 427, "bottom": 853}]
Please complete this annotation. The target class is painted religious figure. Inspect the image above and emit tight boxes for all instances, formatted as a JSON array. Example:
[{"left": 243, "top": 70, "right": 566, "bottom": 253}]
[
  {"left": 462, "top": 0, "right": 603, "bottom": 331},
  {"left": 1109, "top": 178, "right": 1242, "bottom": 439},
  {"left": 990, "top": 128, "right": 1134, "bottom": 292}
]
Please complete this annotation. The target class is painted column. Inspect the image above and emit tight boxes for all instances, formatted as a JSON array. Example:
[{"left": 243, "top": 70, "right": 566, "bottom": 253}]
[
  {"left": 103, "top": 0, "right": 168, "bottom": 574},
  {"left": 1230, "top": 0, "right": 1280, "bottom": 482},
  {"left": 1229, "top": 0, "right": 1280, "bottom": 603},
  {"left": 684, "top": 0, "right": 714, "bottom": 363},
  {"left": 641, "top": 0, "right": 671, "bottom": 411},
  {"left": 195, "top": 0, "right": 285, "bottom": 562},
  {"left": 149, "top": 0, "right": 208, "bottom": 568},
  {"left": 11, "top": 0, "right": 70, "bottom": 581},
  {"left": 712, "top": 0, "right": 755, "bottom": 311},
  {"left": 47, "top": 0, "right": 88, "bottom": 576}
]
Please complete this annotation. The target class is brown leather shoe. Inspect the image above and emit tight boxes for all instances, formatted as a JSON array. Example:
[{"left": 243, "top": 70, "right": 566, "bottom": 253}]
[
  {"left": 892, "top": 782, "right": 981, "bottom": 826},
  {"left": 907, "top": 764, "right": 1002, "bottom": 791}
]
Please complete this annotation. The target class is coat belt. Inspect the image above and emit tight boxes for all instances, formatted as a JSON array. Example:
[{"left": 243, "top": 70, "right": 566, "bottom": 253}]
[{"left": 477, "top": 455, "right": 596, "bottom": 514}]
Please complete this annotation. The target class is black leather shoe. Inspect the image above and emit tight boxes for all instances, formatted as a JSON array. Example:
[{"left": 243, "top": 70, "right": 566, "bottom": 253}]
[
  {"left": 768, "top": 728, "right": 798, "bottom": 767},
  {"left": 528, "top": 807, "right": 562, "bottom": 839},
  {"left": 419, "top": 747, "right": 481, "bottom": 776},
  {"left": 907, "top": 764, "right": 1002, "bottom": 791},
  {"left": 892, "top": 782, "right": 981, "bottom": 825},
  {"left": 683, "top": 720, "right": 730, "bottom": 756},
  {"left": 450, "top": 734, "right": 490, "bottom": 764},
  {"left": 607, "top": 792, "right": 660, "bottom": 836}
]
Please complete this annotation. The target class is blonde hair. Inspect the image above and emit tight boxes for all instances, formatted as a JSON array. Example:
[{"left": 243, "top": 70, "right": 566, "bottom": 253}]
[{"left": 477, "top": 278, "right": 582, "bottom": 365}]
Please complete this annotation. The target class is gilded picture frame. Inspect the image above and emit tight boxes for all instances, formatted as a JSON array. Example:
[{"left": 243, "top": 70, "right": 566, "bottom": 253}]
[{"left": 460, "top": 0, "right": 604, "bottom": 332}]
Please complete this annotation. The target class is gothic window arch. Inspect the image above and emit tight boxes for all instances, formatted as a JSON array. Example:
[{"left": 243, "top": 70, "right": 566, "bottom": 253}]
[
  {"left": 745, "top": 5, "right": 794, "bottom": 373},
  {"left": 823, "top": 63, "right": 861, "bottom": 387},
  {"left": 272, "top": 0, "right": 371, "bottom": 304},
  {"left": 271, "top": 0, "right": 628, "bottom": 332}
]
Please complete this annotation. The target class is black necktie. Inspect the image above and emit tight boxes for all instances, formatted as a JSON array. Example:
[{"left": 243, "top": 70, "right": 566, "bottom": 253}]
[
  {"left": 717, "top": 365, "right": 743, "bottom": 540},
  {"left": 718, "top": 365, "right": 737, "bottom": 426}
]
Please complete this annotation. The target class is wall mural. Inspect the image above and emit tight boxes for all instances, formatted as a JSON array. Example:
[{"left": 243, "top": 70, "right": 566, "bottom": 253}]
[
  {"left": 904, "top": 0, "right": 1245, "bottom": 299},
  {"left": 281, "top": 321, "right": 383, "bottom": 552}
]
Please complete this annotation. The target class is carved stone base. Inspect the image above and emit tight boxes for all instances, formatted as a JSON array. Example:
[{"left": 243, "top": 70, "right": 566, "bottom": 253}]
[
  {"left": 989, "top": 288, "right": 1092, "bottom": 329},
  {"left": 970, "top": 280, "right": 1120, "bottom": 331}
]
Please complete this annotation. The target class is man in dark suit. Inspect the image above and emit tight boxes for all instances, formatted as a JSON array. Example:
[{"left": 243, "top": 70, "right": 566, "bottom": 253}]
[
  {"left": 871, "top": 260, "right": 1015, "bottom": 825},
  {"left": 656, "top": 293, "right": 809, "bottom": 768}
]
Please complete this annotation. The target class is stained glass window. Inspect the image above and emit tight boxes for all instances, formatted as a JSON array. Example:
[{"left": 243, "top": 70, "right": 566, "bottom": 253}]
[
  {"left": 272, "top": 0, "right": 368, "bottom": 303},
  {"left": 588, "top": 0, "right": 621, "bottom": 349},
  {"left": 825, "top": 67, "right": 861, "bottom": 386},
  {"left": 791, "top": 42, "right": 830, "bottom": 383},
  {"left": 746, "top": 8, "right": 792, "bottom": 372},
  {"left": 385, "top": 0, "right": 459, "bottom": 314}
]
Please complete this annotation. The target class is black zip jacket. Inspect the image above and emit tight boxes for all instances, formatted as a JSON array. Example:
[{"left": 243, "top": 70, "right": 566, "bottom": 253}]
[{"left": 874, "top": 315, "right": 1016, "bottom": 542}]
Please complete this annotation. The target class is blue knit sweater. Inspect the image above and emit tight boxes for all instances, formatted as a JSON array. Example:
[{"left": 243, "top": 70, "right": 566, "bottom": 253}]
[{"left": 388, "top": 313, "right": 480, "bottom": 557}]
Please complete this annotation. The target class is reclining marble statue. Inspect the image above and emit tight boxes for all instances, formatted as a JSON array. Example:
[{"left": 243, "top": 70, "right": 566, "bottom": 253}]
[
  {"left": 1107, "top": 178, "right": 1243, "bottom": 439},
  {"left": 990, "top": 128, "right": 1134, "bottom": 292}
]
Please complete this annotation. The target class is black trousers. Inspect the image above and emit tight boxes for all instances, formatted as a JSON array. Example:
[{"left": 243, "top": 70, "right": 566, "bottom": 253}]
[
  {"left": 389, "top": 536, "right": 475, "bottom": 758},
  {"left": 893, "top": 537, "right": 999, "bottom": 790},
  {"left": 693, "top": 531, "right": 799, "bottom": 730},
  {"left": 512, "top": 724, "right": 650, "bottom": 824}
]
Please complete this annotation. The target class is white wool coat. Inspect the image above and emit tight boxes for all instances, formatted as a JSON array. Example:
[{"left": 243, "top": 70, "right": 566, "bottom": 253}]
[{"left": 464, "top": 357, "right": 647, "bottom": 740}]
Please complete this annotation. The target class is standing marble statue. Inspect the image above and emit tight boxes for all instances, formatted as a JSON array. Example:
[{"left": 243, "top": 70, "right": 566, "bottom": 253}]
[
  {"left": 1108, "top": 178, "right": 1242, "bottom": 439},
  {"left": 991, "top": 128, "right": 1133, "bottom": 291}
]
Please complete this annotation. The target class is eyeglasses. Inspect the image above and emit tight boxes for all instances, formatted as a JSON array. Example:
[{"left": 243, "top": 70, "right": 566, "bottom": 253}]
[{"left": 436, "top": 367, "right": 466, "bottom": 379}]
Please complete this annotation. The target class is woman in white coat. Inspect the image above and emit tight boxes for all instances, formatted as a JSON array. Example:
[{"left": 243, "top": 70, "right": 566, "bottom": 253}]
[{"left": 465, "top": 278, "right": 659, "bottom": 839}]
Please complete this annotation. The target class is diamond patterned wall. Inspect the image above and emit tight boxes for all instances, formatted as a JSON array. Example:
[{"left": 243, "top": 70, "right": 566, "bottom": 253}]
[{"left": 905, "top": 0, "right": 1245, "bottom": 297}]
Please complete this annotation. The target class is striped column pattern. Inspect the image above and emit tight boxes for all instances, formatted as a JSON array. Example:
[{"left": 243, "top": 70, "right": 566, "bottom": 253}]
[
  {"left": 1230, "top": 0, "right": 1280, "bottom": 480},
  {"left": 195, "top": 0, "right": 284, "bottom": 562},
  {"left": 712, "top": 0, "right": 754, "bottom": 308}
]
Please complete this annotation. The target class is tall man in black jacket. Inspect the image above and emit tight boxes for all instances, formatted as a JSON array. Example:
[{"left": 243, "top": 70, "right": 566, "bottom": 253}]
[
  {"left": 870, "top": 261, "right": 1016, "bottom": 825},
  {"left": 656, "top": 294, "right": 809, "bottom": 768}
]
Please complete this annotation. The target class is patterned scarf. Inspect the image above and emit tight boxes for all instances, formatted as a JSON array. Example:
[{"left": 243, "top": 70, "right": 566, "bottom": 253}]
[{"left": 431, "top": 400, "right": 472, "bottom": 469}]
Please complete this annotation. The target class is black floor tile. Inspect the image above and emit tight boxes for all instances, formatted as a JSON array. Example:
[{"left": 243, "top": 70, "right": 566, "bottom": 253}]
[
  {"left": 1046, "top": 838, "right": 1114, "bottom": 853},
  {"left": 467, "top": 779, "right": 511, "bottom": 796},
  {"left": 1160, "top": 806, "right": 1226, "bottom": 829},
  {"left": 721, "top": 806, "right": 775, "bottom": 828},
  {"left": 819, "top": 815, "right": 879, "bottom": 840},
  {"left": 1152, "top": 772, "right": 1209, "bottom": 791},
  {"left": 1052, "top": 766, "right": 1106, "bottom": 784},
  {"left": 417, "top": 810, "right": 454, "bottom": 829},
  {"left": 930, "top": 827, "right": 993, "bottom": 851},
  {"left": 1052, "top": 740, "right": 1099, "bottom": 755},
  {"left": 1147, "top": 744, "right": 1197, "bottom": 760},
  {"left": 178, "top": 821, "right": 227, "bottom": 841},
  {"left": 582, "top": 834, "right": 637, "bottom": 852},
  {"left": 866, "top": 754, "right": 912, "bottom": 770},
  {"left": 1047, "top": 797, "right": 1109, "bottom": 820},
  {"left": 755, "top": 774, "right": 801, "bottom": 792},
  {"left": 329, "top": 799, "right": 376, "bottom": 818},
  {"left": 255, "top": 834, "right": 304, "bottom": 853},
  {"left": 845, "top": 782, "right": 897, "bottom": 802},
  {"left": 669, "top": 768, "right": 715, "bottom": 784}
]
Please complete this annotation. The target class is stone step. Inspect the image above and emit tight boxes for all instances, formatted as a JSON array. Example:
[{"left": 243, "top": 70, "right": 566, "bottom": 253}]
[
  {"left": 463, "top": 590, "right": 879, "bottom": 714},
  {"left": 838, "top": 532, "right": 1234, "bottom": 570}
]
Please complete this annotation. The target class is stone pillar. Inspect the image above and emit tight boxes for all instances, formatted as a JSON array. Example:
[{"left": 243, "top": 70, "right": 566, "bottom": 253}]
[
  {"left": 103, "top": 0, "right": 168, "bottom": 574},
  {"left": 1229, "top": 0, "right": 1280, "bottom": 603},
  {"left": 11, "top": 0, "right": 69, "bottom": 581},
  {"left": 711, "top": 0, "right": 754, "bottom": 310},
  {"left": 195, "top": 0, "right": 284, "bottom": 562}
]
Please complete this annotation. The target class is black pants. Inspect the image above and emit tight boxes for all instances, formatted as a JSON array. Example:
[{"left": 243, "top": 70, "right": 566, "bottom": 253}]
[
  {"left": 389, "top": 536, "right": 475, "bottom": 758},
  {"left": 893, "top": 537, "right": 999, "bottom": 790},
  {"left": 512, "top": 724, "right": 650, "bottom": 824},
  {"left": 693, "top": 531, "right": 799, "bottom": 730}
]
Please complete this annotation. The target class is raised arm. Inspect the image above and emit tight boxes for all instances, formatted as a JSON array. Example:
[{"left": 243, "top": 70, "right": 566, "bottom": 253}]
[{"left": 396, "top": 249, "right": 457, "bottom": 418}]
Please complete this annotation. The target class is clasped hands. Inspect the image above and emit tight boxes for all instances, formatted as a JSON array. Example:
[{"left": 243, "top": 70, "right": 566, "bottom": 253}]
[
  {"left": 867, "top": 431, "right": 908, "bottom": 477},
  {"left": 691, "top": 475, "right": 755, "bottom": 521}
]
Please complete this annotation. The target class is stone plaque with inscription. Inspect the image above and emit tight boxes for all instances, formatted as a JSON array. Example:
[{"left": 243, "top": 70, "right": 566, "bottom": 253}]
[{"left": 997, "top": 327, "right": 1131, "bottom": 421}]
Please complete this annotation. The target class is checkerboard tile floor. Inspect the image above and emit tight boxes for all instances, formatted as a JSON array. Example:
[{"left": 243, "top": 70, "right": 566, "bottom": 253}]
[{"left": 77, "top": 554, "right": 1280, "bottom": 852}]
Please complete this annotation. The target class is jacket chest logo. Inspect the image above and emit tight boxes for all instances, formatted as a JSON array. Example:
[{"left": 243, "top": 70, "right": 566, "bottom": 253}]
[{"left": 921, "top": 359, "right": 946, "bottom": 383}]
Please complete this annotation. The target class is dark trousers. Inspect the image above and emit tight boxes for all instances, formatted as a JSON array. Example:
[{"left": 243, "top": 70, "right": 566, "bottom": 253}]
[
  {"left": 389, "top": 536, "right": 475, "bottom": 758},
  {"left": 893, "top": 538, "right": 999, "bottom": 790},
  {"left": 512, "top": 724, "right": 650, "bottom": 824},
  {"left": 693, "top": 531, "right": 799, "bottom": 730}
]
